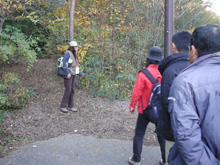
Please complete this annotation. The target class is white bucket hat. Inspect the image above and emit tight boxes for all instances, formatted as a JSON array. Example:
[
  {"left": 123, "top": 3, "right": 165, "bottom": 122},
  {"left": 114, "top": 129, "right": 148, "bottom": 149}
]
[{"left": 70, "top": 41, "right": 80, "bottom": 47}]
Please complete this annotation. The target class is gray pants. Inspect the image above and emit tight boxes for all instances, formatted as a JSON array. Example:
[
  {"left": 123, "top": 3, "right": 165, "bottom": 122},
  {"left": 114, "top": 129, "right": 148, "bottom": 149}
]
[{"left": 60, "top": 75, "right": 76, "bottom": 108}]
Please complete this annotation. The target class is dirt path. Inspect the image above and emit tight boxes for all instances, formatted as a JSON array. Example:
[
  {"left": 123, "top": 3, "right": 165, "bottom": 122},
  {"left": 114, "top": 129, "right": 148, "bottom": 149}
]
[{"left": 0, "top": 59, "right": 158, "bottom": 158}]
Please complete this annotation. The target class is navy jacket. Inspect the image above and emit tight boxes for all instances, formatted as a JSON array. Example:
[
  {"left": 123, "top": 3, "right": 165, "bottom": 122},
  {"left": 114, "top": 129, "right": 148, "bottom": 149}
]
[
  {"left": 168, "top": 53, "right": 220, "bottom": 164},
  {"left": 156, "top": 51, "right": 190, "bottom": 141},
  {"left": 62, "top": 51, "right": 78, "bottom": 77}
]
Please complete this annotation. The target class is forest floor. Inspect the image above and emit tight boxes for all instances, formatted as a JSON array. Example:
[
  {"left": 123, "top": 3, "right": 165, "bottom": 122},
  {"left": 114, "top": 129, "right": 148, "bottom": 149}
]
[{"left": 0, "top": 59, "right": 158, "bottom": 158}]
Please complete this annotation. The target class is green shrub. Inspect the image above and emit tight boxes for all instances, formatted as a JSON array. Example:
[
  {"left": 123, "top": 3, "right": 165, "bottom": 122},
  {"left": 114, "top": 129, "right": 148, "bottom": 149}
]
[
  {"left": 81, "top": 53, "right": 136, "bottom": 99},
  {"left": 0, "top": 25, "right": 38, "bottom": 71},
  {"left": 0, "top": 72, "right": 36, "bottom": 110},
  {"left": 0, "top": 110, "right": 7, "bottom": 124},
  {"left": 0, "top": 84, "right": 7, "bottom": 106},
  {"left": 0, "top": 110, "right": 8, "bottom": 148}
]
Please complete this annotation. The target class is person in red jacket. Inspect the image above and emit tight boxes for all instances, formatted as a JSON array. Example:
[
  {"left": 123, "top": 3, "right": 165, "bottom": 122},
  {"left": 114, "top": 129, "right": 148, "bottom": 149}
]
[{"left": 128, "top": 46, "right": 165, "bottom": 165}]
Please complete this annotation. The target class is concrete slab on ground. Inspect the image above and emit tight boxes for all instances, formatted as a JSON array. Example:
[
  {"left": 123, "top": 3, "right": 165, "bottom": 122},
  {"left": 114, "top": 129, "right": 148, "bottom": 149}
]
[{"left": 0, "top": 134, "right": 161, "bottom": 165}]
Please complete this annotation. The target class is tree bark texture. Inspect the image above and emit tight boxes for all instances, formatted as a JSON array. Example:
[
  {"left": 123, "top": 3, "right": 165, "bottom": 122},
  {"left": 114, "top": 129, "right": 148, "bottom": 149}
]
[{"left": 69, "top": 0, "right": 75, "bottom": 41}]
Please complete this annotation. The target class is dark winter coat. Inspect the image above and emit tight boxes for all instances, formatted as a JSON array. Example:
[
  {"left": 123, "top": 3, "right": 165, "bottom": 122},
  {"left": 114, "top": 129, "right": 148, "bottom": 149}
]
[
  {"left": 156, "top": 52, "right": 190, "bottom": 141},
  {"left": 168, "top": 53, "right": 220, "bottom": 164}
]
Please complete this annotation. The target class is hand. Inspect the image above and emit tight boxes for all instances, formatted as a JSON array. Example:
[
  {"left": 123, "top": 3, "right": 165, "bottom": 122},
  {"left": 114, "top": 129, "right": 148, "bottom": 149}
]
[
  {"left": 129, "top": 105, "right": 135, "bottom": 114},
  {"left": 67, "top": 73, "right": 71, "bottom": 79}
]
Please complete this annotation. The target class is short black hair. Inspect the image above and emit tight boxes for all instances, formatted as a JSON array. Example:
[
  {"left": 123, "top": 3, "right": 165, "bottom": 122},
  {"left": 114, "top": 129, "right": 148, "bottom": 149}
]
[
  {"left": 191, "top": 24, "right": 220, "bottom": 57},
  {"left": 172, "top": 30, "right": 192, "bottom": 52}
]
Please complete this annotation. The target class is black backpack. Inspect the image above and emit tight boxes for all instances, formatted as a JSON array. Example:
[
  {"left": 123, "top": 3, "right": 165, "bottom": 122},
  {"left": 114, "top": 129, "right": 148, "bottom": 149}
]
[{"left": 140, "top": 69, "right": 162, "bottom": 124}]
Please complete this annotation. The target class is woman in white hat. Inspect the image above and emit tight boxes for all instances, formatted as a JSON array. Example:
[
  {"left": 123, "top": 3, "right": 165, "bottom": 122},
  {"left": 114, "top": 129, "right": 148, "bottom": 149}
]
[{"left": 60, "top": 41, "right": 79, "bottom": 113}]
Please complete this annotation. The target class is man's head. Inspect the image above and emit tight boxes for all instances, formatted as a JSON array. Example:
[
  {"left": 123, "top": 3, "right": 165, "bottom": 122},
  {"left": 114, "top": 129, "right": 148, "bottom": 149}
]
[
  {"left": 172, "top": 30, "right": 192, "bottom": 54},
  {"left": 189, "top": 24, "right": 220, "bottom": 63}
]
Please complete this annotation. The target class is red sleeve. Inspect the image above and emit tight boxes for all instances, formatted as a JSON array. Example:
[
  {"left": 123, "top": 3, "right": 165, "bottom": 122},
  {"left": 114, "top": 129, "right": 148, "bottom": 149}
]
[
  {"left": 129, "top": 72, "right": 145, "bottom": 110},
  {"left": 129, "top": 65, "right": 161, "bottom": 113}
]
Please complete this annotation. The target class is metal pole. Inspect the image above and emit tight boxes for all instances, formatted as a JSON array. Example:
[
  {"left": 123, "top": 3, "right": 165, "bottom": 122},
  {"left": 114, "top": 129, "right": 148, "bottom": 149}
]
[{"left": 164, "top": 0, "right": 174, "bottom": 58}]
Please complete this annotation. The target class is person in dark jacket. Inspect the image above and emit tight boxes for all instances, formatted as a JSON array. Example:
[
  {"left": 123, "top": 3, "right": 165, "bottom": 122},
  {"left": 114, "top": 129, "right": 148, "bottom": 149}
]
[
  {"left": 128, "top": 46, "right": 165, "bottom": 165},
  {"left": 156, "top": 30, "right": 192, "bottom": 163},
  {"left": 168, "top": 24, "right": 220, "bottom": 164},
  {"left": 60, "top": 41, "right": 80, "bottom": 113}
]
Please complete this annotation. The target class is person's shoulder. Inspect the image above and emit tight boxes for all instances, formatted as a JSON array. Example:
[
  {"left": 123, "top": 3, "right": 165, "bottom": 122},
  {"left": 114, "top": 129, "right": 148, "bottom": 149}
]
[
  {"left": 65, "top": 50, "right": 71, "bottom": 54},
  {"left": 162, "top": 63, "right": 178, "bottom": 78},
  {"left": 172, "top": 67, "right": 192, "bottom": 87},
  {"left": 138, "top": 70, "right": 153, "bottom": 81},
  {"left": 147, "top": 65, "right": 161, "bottom": 74},
  {"left": 64, "top": 51, "right": 71, "bottom": 56},
  {"left": 163, "top": 56, "right": 189, "bottom": 75}
]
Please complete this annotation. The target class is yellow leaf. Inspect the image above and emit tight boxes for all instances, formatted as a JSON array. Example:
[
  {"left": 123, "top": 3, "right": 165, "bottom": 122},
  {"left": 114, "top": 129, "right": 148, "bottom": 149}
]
[{"left": 57, "top": 45, "right": 69, "bottom": 52}]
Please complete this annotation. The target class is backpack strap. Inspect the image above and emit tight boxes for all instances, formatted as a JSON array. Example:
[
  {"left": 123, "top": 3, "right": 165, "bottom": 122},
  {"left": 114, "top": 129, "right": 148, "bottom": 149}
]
[{"left": 140, "top": 69, "right": 157, "bottom": 84}]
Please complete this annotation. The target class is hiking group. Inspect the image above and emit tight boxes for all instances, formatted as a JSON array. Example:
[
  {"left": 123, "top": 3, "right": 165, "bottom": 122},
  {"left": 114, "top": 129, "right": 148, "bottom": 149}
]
[
  {"left": 128, "top": 24, "right": 220, "bottom": 165},
  {"left": 58, "top": 24, "right": 220, "bottom": 165}
]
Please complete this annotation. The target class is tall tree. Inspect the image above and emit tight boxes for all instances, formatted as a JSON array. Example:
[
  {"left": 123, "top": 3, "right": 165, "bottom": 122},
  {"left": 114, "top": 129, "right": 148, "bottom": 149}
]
[{"left": 69, "top": 0, "right": 75, "bottom": 41}]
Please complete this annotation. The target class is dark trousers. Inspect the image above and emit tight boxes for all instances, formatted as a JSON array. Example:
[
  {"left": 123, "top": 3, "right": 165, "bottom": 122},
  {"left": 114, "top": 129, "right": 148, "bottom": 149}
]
[
  {"left": 133, "top": 109, "right": 165, "bottom": 163},
  {"left": 60, "top": 75, "right": 76, "bottom": 108}
]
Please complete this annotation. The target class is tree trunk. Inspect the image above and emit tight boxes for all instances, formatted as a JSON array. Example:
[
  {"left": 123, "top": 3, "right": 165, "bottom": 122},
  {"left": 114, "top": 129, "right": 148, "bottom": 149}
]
[
  {"left": 0, "top": 18, "right": 5, "bottom": 32},
  {"left": 69, "top": 0, "right": 75, "bottom": 41}
]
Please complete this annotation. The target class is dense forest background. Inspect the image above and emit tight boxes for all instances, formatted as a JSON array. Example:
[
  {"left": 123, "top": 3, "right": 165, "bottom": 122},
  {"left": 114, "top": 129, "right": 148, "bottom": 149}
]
[{"left": 0, "top": 0, "right": 220, "bottom": 106}]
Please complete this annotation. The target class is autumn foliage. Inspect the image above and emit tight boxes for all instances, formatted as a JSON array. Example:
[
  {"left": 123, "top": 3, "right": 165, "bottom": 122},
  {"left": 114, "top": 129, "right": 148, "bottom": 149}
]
[{"left": 0, "top": 0, "right": 220, "bottom": 99}]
